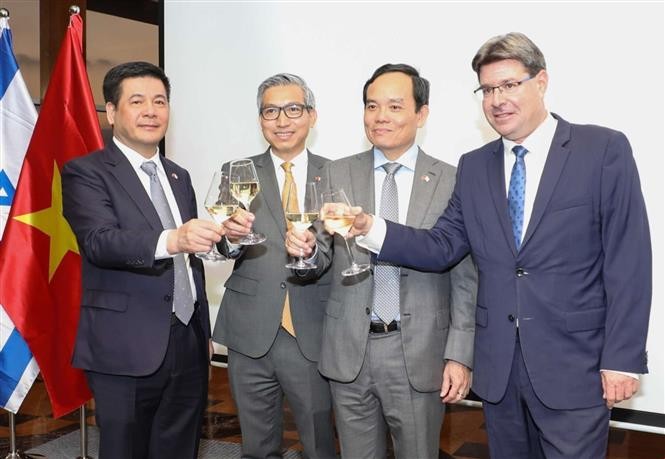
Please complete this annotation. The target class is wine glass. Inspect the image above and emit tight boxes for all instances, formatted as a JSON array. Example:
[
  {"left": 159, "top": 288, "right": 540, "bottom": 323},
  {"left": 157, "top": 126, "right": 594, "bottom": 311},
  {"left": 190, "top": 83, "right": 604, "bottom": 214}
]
[
  {"left": 196, "top": 170, "right": 238, "bottom": 261},
  {"left": 320, "top": 189, "right": 370, "bottom": 277},
  {"left": 285, "top": 181, "right": 319, "bottom": 270},
  {"left": 229, "top": 159, "right": 266, "bottom": 245}
]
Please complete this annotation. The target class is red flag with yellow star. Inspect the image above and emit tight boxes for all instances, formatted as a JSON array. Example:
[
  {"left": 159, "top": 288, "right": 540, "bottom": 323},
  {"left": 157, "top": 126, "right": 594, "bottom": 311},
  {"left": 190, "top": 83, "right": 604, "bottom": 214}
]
[{"left": 0, "top": 12, "right": 101, "bottom": 417}]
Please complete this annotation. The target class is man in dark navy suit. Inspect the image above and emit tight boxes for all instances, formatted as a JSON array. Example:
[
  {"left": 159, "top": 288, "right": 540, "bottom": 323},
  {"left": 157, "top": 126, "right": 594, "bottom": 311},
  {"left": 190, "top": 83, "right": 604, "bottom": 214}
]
[
  {"left": 62, "top": 62, "right": 223, "bottom": 459},
  {"left": 348, "top": 33, "right": 651, "bottom": 459}
]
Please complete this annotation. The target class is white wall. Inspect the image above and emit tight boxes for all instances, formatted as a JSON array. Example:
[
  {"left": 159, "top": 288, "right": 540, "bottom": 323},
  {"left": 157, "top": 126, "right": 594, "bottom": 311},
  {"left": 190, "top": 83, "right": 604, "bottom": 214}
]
[{"left": 164, "top": 1, "right": 664, "bottom": 423}]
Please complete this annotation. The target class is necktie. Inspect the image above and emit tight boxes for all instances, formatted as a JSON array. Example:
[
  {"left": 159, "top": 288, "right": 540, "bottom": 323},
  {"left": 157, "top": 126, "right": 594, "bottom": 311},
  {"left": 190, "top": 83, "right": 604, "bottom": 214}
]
[
  {"left": 140, "top": 161, "right": 194, "bottom": 325},
  {"left": 508, "top": 145, "right": 528, "bottom": 250},
  {"left": 372, "top": 162, "right": 402, "bottom": 325},
  {"left": 280, "top": 162, "right": 297, "bottom": 336}
]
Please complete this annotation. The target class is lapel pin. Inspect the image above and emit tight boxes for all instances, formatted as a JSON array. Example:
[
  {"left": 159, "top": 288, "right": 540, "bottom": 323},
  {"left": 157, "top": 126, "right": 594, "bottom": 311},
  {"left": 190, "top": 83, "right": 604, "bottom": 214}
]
[
  {"left": 421, "top": 175, "right": 430, "bottom": 182},
  {"left": 171, "top": 172, "right": 179, "bottom": 180},
  {"left": 314, "top": 176, "right": 321, "bottom": 182}
]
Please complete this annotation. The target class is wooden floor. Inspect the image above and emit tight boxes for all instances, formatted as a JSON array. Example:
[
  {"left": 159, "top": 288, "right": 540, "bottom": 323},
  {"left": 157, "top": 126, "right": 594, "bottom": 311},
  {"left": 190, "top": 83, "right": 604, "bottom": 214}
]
[{"left": 2, "top": 367, "right": 664, "bottom": 458}]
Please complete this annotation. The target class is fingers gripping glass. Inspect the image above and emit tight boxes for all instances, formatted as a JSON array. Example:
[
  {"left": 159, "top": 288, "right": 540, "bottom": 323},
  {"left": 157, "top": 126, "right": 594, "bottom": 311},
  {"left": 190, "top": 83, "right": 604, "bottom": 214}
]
[
  {"left": 196, "top": 171, "right": 238, "bottom": 261},
  {"left": 473, "top": 75, "right": 533, "bottom": 98},
  {"left": 321, "top": 189, "right": 370, "bottom": 277},
  {"left": 229, "top": 159, "right": 266, "bottom": 245},
  {"left": 260, "top": 103, "right": 312, "bottom": 120},
  {"left": 285, "top": 182, "right": 319, "bottom": 270}
]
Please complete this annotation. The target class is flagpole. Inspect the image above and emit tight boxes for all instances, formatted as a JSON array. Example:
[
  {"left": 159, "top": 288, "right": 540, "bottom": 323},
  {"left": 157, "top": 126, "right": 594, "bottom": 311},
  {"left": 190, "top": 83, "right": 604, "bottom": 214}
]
[
  {"left": 76, "top": 404, "right": 92, "bottom": 459},
  {"left": 4, "top": 411, "right": 27, "bottom": 459}
]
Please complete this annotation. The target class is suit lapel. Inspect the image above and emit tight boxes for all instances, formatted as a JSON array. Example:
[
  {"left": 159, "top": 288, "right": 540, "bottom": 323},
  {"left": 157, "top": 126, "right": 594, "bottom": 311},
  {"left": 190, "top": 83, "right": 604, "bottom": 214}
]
[
  {"left": 521, "top": 117, "right": 572, "bottom": 249},
  {"left": 348, "top": 150, "right": 375, "bottom": 214},
  {"left": 254, "top": 149, "right": 287, "bottom": 239},
  {"left": 161, "top": 157, "right": 192, "bottom": 223},
  {"left": 487, "top": 139, "right": 518, "bottom": 256},
  {"left": 406, "top": 148, "right": 438, "bottom": 227},
  {"left": 305, "top": 150, "right": 325, "bottom": 205},
  {"left": 103, "top": 144, "right": 163, "bottom": 231}
]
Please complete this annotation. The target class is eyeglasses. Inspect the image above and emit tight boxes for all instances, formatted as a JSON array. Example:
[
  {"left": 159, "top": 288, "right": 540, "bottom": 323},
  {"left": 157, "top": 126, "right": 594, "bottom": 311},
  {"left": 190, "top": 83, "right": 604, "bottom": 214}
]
[
  {"left": 473, "top": 75, "right": 533, "bottom": 98},
  {"left": 260, "top": 103, "right": 312, "bottom": 120}
]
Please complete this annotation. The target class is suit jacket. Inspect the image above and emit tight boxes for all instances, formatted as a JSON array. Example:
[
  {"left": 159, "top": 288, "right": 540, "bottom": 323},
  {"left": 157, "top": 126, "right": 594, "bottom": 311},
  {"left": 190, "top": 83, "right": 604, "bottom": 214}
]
[
  {"left": 380, "top": 114, "right": 651, "bottom": 409},
  {"left": 314, "top": 148, "right": 477, "bottom": 393},
  {"left": 212, "top": 149, "right": 331, "bottom": 362},
  {"left": 62, "top": 142, "right": 210, "bottom": 376}
]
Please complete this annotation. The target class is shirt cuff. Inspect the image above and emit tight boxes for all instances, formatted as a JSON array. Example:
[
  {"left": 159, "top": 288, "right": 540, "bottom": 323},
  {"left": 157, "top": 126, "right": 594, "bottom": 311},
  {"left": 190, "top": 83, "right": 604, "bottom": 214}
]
[
  {"left": 600, "top": 369, "right": 640, "bottom": 380},
  {"left": 355, "top": 215, "right": 386, "bottom": 254},
  {"left": 155, "top": 229, "right": 174, "bottom": 259}
]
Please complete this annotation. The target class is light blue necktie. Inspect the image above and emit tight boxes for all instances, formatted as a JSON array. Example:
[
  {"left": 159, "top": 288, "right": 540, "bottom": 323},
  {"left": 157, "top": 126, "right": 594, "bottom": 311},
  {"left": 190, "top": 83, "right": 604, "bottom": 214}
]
[
  {"left": 508, "top": 145, "right": 528, "bottom": 250},
  {"left": 141, "top": 161, "right": 194, "bottom": 325},
  {"left": 372, "top": 162, "right": 402, "bottom": 325}
]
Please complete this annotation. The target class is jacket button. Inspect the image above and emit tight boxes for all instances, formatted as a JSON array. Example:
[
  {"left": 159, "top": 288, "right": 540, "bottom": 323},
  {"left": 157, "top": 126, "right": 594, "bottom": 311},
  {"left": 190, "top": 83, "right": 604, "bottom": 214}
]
[
  {"left": 365, "top": 307, "right": 371, "bottom": 315},
  {"left": 164, "top": 294, "right": 172, "bottom": 302},
  {"left": 508, "top": 314, "right": 515, "bottom": 322},
  {"left": 280, "top": 282, "right": 286, "bottom": 289},
  {"left": 516, "top": 268, "right": 526, "bottom": 277}
]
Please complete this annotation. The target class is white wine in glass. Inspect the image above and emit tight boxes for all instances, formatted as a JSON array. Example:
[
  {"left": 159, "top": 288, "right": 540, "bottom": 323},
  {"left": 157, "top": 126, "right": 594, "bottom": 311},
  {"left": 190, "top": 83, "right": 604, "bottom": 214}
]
[
  {"left": 196, "top": 170, "right": 238, "bottom": 261},
  {"left": 285, "top": 181, "right": 319, "bottom": 270},
  {"left": 320, "top": 189, "right": 370, "bottom": 277},
  {"left": 229, "top": 159, "right": 266, "bottom": 245}
]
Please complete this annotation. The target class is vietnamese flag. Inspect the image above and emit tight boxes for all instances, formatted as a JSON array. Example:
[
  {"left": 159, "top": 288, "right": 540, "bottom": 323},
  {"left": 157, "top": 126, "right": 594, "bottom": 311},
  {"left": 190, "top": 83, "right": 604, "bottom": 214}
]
[{"left": 0, "top": 12, "right": 102, "bottom": 417}]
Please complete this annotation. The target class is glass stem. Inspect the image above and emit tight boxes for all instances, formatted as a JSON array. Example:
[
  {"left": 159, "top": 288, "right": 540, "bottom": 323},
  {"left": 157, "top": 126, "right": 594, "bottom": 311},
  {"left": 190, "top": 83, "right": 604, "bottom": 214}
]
[{"left": 343, "top": 237, "right": 356, "bottom": 266}]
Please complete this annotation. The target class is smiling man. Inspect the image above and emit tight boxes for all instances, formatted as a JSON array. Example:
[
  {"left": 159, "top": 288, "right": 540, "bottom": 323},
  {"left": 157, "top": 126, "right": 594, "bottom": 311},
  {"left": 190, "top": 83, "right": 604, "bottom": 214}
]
[
  {"left": 349, "top": 33, "right": 652, "bottom": 459},
  {"left": 286, "top": 63, "right": 477, "bottom": 458},
  {"left": 62, "top": 61, "right": 223, "bottom": 459},
  {"left": 212, "top": 73, "right": 336, "bottom": 458}
]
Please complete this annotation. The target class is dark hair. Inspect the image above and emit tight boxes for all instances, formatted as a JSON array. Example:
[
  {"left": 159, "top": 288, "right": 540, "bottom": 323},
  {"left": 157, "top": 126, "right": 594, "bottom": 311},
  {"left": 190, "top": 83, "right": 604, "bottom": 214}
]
[
  {"left": 362, "top": 63, "right": 429, "bottom": 112},
  {"left": 103, "top": 61, "right": 171, "bottom": 106},
  {"left": 471, "top": 32, "right": 546, "bottom": 77}
]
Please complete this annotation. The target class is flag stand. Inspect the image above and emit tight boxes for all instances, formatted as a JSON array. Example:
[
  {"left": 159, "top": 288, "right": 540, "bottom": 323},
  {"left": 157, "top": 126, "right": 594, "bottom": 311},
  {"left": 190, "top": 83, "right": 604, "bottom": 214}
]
[
  {"left": 75, "top": 405, "right": 92, "bottom": 459},
  {"left": 4, "top": 412, "right": 28, "bottom": 459}
]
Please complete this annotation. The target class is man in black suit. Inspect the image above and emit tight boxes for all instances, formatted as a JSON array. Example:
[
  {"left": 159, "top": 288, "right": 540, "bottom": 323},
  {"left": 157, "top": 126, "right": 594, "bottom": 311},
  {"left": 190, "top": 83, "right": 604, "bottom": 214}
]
[{"left": 62, "top": 61, "right": 224, "bottom": 459}]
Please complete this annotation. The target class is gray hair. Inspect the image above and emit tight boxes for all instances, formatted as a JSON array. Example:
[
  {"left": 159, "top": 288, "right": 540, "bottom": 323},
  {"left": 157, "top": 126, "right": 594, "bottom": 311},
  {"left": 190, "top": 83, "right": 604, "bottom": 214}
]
[
  {"left": 256, "top": 73, "right": 316, "bottom": 111},
  {"left": 471, "top": 32, "right": 546, "bottom": 77}
]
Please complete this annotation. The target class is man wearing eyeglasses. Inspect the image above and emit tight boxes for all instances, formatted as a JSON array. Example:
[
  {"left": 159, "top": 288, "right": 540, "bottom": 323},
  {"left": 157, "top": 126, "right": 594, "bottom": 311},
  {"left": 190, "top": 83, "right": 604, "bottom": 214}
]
[
  {"left": 347, "top": 33, "right": 651, "bottom": 458},
  {"left": 212, "top": 73, "right": 336, "bottom": 458}
]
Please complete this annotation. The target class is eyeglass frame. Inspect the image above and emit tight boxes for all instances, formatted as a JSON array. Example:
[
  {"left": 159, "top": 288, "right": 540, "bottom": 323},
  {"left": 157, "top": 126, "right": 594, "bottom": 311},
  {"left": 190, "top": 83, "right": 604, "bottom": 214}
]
[
  {"left": 259, "top": 103, "right": 313, "bottom": 120},
  {"left": 473, "top": 75, "right": 534, "bottom": 98}
]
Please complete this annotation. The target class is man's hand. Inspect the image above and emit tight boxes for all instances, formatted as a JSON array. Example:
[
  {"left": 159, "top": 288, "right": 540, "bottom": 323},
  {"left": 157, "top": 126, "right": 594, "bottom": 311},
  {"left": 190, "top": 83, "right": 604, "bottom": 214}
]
[
  {"left": 440, "top": 360, "right": 471, "bottom": 404},
  {"left": 348, "top": 209, "right": 373, "bottom": 238},
  {"left": 601, "top": 370, "right": 639, "bottom": 409},
  {"left": 286, "top": 228, "right": 316, "bottom": 258},
  {"left": 167, "top": 218, "right": 224, "bottom": 254},
  {"left": 222, "top": 208, "right": 254, "bottom": 243}
]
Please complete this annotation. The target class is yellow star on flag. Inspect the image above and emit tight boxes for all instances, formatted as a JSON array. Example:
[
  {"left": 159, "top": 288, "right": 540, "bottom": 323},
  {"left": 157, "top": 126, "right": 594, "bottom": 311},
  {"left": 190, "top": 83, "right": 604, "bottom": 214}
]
[{"left": 14, "top": 161, "right": 80, "bottom": 281}]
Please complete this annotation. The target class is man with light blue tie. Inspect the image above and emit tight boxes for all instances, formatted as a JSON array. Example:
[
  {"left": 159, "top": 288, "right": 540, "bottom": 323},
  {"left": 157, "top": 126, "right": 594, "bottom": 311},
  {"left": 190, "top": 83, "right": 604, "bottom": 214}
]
[
  {"left": 286, "top": 63, "right": 477, "bottom": 458},
  {"left": 348, "top": 33, "right": 652, "bottom": 458}
]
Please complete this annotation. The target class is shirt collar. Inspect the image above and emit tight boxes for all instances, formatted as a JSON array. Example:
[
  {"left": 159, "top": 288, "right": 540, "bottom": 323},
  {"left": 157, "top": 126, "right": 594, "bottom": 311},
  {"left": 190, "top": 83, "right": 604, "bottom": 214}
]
[
  {"left": 373, "top": 143, "right": 419, "bottom": 172},
  {"left": 113, "top": 137, "right": 163, "bottom": 173},
  {"left": 502, "top": 112, "right": 558, "bottom": 156},
  {"left": 270, "top": 147, "right": 308, "bottom": 170}
]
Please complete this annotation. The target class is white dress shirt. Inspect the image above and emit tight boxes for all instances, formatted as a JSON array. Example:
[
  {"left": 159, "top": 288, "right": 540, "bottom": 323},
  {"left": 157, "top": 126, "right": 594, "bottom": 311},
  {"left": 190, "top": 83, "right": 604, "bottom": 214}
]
[
  {"left": 113, "top": 137, "right": 197, "bottom": 303},
  {"left": 271, "top": 148, "right": 309, "bottom": 208}
]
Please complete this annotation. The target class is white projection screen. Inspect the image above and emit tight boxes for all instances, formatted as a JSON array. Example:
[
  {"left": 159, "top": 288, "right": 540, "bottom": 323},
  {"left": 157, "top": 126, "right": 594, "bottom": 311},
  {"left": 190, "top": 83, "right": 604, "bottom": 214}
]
[{"left": 164, "top": 2, "right": 663, "bottom": 432}]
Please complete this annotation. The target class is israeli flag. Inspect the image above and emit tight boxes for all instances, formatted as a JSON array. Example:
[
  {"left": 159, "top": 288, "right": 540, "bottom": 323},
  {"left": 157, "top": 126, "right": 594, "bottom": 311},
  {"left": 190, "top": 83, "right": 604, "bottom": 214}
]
[{"left": 0, "top": 16, "right": 40, "bottom": 414}]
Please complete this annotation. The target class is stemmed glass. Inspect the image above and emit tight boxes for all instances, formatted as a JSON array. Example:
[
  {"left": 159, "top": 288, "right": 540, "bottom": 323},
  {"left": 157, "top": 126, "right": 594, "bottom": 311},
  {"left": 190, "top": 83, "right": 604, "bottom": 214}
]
[
  {"left": 196, "top": 170, "right": 238, "bottom": 261},
  {"left": 284, "top": 181, "right": 319, "bottom": 270},
  {"left": 320, "top": 189, "right": 371, "bottom": 277},
  {"left": 229, "top": 159, "right": 266, "bottom": 245}
]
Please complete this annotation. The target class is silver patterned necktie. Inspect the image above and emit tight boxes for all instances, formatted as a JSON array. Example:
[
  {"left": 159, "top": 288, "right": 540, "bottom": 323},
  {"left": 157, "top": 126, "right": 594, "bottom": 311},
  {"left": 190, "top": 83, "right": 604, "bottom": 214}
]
[
  {"left": 372, "top": 162, "right": 402, "bottom": 325},
  {"left": 140, "top": 161, "right": 194, "bottom": 325},
  {"left": 508, "top": 145, "right": 528, "bottom": 250}
]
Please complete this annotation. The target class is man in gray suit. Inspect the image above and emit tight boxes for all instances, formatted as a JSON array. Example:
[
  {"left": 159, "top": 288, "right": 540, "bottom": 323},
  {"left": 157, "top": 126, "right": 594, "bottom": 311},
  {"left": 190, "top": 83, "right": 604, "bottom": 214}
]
[
  {"left": 212, "top": 74, "right": 336, "bottom": 458},
  {"left": 286, "top": 64, "right": 477, "bottom": 458}
]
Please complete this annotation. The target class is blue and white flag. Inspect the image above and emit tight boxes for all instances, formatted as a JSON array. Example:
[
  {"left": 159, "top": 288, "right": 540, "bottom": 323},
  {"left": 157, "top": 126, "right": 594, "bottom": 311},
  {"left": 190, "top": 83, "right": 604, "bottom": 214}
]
[{"left": 0, "top": 15, "right": 39, "bottom": 414}]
